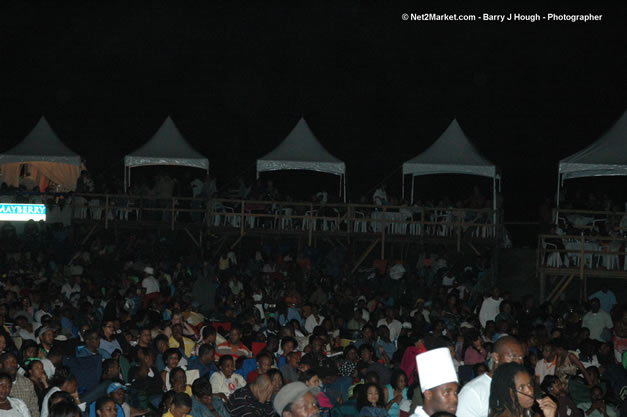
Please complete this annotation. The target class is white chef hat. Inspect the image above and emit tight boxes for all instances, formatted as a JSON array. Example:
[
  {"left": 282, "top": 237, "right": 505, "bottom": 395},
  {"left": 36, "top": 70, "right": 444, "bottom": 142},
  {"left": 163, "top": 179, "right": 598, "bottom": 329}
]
[{"left": 416, "top": 347, "right": 458, "bottom": 392}]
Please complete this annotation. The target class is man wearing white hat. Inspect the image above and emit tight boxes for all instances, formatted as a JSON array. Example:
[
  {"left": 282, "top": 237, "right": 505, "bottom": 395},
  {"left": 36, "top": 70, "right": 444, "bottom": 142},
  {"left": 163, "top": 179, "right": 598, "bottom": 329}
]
[
  {"left": 273, "top": 381, "right": 321, "bottom": 417},
  {"left": 410, "top": 347, "right": 459, "bottom": 417}
]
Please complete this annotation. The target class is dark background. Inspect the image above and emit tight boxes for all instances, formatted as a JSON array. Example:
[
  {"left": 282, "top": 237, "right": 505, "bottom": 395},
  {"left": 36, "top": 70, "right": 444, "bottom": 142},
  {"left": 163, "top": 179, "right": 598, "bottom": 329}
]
[{"left": 1, "top": 2, "right": 626, "bottom": 223}]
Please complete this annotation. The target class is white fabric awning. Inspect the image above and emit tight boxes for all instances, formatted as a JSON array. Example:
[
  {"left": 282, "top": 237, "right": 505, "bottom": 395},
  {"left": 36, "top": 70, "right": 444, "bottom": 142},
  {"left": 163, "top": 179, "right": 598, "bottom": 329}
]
[
  {"left": 559, "top": 110, "right": 627, "bottom": 181},
  {"left": 402, "top": 119, "right": 496, "bottom": 179},
  {"left": 125, "top": 116, "right": 209, "bottom": 170},
  {"left": 256, "top": 118, "right": 345, "bottom": 177}
]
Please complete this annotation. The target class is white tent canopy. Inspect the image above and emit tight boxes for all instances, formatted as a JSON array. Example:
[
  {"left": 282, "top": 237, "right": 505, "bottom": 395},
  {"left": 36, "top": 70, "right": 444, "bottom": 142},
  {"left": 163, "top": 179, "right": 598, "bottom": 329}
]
[
  {"left": 124, "top": 116, "right": 209, "bottom": 190},
  {"left": 256, "top": 117, "right": 346, "bottom": 200},
  {"left": 402, "top": 119, "right": 499, "bottom": 206},
  {"left": 0, "top": 117, "right": 82, "bottom": 191},
  {"left": 557, "top": 110, "right": 627, "bottom": 208}
]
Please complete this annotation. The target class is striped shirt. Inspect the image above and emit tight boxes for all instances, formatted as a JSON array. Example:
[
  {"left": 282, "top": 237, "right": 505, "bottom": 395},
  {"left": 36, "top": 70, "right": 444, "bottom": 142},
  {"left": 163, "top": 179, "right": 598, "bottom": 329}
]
[
  {"left": 226, "top": 386, "right": 274, "bottom": 417},
  {"left": 215, "top": 341, "right": 251, "bottom": 360}
]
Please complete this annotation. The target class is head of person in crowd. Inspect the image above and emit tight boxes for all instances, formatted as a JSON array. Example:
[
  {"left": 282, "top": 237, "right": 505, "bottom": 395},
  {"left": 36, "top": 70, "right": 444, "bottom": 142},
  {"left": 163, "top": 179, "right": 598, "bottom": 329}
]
[
  {"left": 49, "top": 401, "right": 81, "bottom": 417},
  {"left": 255, "top": 351, "right": 273, "bottom": 375},
  {"left": 199, "top": 325, "right": 216, "bottom": 346},
  {"left": 95, "top": 396, "right": 117, "bottom": 417},
  {"left": 164, "top": 348, "right": 182, "bottom": 370},
  {"left": 540, "top": 375, "right": 564, "bottom": 401},
  {"left": 416, "top": 348, "right": 459, "bottom": 416},
  {"left": 491, "top": 336, "right": 524, "bottom": 373},
  {"left": 488, "top": 363, "right": 535, "bottom": 417},
  {"left": 357, "top": 382, "right": 385, "bottom": 411},
  {"left": 50, "top": 366, "right": 78, "bottom": 398},
  {"left": 138, "top": 327, "right": 153, "bottom": 348},
  {"left": 359, "top": 344, "right": 377, "bottom": 364},
  {"left": 168, "top": 392, "right": 192, "bottom": 417},
  {"left": 197, "top": 344, "right": 216, "bottom": 365},
  {"left": 267, "top": 368, "right": 284, "bottom": 395},
  {"left": 218, "top": 355, "right": 235, "bottom": 378},
  {"left": 390, "top": 368, "right": 408, "bottom": 392},
  {"left": 0, "top": 372, "right": 13, "bottom": 406},
  {"left": 273, "top": 381, "right": 320, "bottom": 417},
  {"left": 169, "top": 367, "right": 188, "bottom": 392},
  {"left": 101, "top": 320, "right": 116, "bottom": 341},
  {"left": 101, "top": 358, "right": 120, "bottom": 381},
  {"left": 0, "top": 352, "right": 19, "bottom": 380},
  {"left": 38, "top": 326, "right": 55, "bottom": 351},
  {"left": 281, "top": 337, "right": 297, "bottom": 356},
  {"left": 191, "top": 378, "right": 215, "bottom": 412},
  {"left": 154, "top": 334, "right": 170, "bottom": 355},
  {"left": 228, "top": 324, "right": 243, "bottom": 346},
  {"left": 299, "top": 369, "right": 321, "bottom": 389}
]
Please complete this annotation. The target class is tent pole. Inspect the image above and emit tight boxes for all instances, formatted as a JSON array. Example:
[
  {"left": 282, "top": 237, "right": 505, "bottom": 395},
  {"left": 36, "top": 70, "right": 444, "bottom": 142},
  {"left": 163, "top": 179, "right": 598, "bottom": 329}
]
[
  {"left": 124, "top": 166, "right": 127, "bottom": 193},
  {"left": 343, "top": 173, "right": 347, "bottom": 203},
  {"left": 555, "top": 170, "right": 561, "bottom": 224},
  {"left": 493, "top": 175, "right": 497, "bottom": 225},
  {"left": 339, "top": 175, "right": 342, "bottom": 198},
  {"left": 410, "top": 176, "right": 415, "bottom": 204},
  {"left": 402, "top": 174, "right": 405, "bottom": 201}
]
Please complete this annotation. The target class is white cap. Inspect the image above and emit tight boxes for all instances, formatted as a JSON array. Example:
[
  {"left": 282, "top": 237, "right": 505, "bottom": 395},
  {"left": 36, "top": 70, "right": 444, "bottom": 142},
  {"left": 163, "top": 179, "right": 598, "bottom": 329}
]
[
  {"left": 144, "top": 266, "right": 154, "bottom": 275},
  {"left": 416, "top": 347, "right": 458, "bottom": 392}
]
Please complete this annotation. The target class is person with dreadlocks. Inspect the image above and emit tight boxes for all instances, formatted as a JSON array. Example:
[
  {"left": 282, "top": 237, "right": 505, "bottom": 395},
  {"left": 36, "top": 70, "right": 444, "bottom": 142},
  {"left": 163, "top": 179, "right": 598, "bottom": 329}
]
[{"left": 488, "top": 363, "right": 557, "bottom": 417}]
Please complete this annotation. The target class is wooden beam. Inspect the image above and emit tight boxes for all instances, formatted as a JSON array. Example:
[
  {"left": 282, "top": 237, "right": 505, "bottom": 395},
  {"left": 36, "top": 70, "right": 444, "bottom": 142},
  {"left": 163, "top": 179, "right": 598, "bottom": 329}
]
[
  {"left": 230, "top": 234, "right": 245, "bottom": 250},
  {"left": 351, "top": 239, "right": 380, "bottom": 275},
  {"left": 546, "top": 274, "right": 570, "bottom": 303},
  {"left": 184, "top": 228, "right": 200, "bottom": 248},
  {"left": 549, "top": 274, "right": 575, "bottom": 304}
]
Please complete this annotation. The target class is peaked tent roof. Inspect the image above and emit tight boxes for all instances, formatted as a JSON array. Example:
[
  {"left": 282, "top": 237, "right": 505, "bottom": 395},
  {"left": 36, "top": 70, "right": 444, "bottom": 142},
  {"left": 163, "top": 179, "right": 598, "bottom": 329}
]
[
  {"left": 0, "top": 117, "right": 81, "bottom": 165},
  {"left": 256, "top": 118, "right": 345, "bottom": 176},
  {"left": 559, "top": 110, "right": 627, "bottom": 180},
  {"left": 402, "top": 119, "right": 496, "bottom": 178},
  {"left": 125, "top": 116, "right": 209, "bottom": 170}
]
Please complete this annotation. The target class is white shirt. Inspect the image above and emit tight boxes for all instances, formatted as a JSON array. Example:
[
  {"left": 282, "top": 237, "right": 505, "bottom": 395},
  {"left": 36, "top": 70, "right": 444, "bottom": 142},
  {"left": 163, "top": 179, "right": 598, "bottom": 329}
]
[
  {"left": 141, "top": 276, "right": 159, "bottom": 295},
  {"left": 478, "top": 297, "right": 502, "bottom": 328},
  {"left": 61, "top": 283, "right": 81, "bottom": 299},
  {"left": 409, "top": 405, "right": 430, "bottom": 417},
  {"left": 377, "top": 318, "right": 403, "bottom": 341},
  {"left": 6, "top": 397, "right": 31, "bottom": 417},
  {"left": 305, "top": 314, "right": 325, "bottom": 334},
  {"left": 457, "top": 373, "right": 491, "bottom": 417},
  {"left": 582, "top": 310, "right": 613, "bottom": 342}
]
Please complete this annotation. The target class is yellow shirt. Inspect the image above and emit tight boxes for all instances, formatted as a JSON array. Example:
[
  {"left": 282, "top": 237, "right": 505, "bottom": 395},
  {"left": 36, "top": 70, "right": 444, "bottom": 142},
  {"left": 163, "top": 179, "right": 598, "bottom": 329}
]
[
  {"left": 169, "top": 336, "right": 195, "bottom": 358},
  {"left": 163, "top": 411, "right": 192, "bottom": 417}
]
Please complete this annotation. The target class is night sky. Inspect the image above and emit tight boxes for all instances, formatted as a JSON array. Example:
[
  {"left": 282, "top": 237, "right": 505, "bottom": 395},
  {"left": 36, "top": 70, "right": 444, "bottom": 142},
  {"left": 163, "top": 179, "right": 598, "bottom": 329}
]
[{"left": 1, "top": 2, "right": 626, "bottom": 221}]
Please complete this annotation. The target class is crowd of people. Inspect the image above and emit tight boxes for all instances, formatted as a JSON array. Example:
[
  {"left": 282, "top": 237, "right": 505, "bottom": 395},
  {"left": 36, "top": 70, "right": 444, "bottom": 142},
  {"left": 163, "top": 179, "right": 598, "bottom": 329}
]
[{"left": 0, "top": 219, "right": 623, "bottom": 417}]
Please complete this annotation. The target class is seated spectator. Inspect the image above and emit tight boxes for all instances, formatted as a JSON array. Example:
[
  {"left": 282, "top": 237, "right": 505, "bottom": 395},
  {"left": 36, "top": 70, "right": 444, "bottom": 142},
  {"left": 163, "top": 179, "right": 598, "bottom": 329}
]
[
  {"left": 540, "top": 375, "right": 582, "bottom": 417},
  {"left": 163, "top": 393, "right": 192, "bottom": 417},
  {"left": 226, "top": 374, "right": 274, "bottom": 417},
  {"left": 0, "top": 352, "right": 40, "bottom": 417},
  {"left": 99, "top": 321, "right": 122, "bottom": 357},
  {"left": 576, "top": 385, "right": 618, "bottom": 417},
  {"left": 338, "top": 345, "right": 359, "bottom": 378},
  {"left": 357, "top": 382, "right": 387, "bottom": 417},
  {"left": 24, "top": 358, "right": 49, "bottom": 408},
  {"left": 215, "top": 325, "right": 251, "bottom": 360},
  {"left": 127, "top": 348, "right": 163, "bottom": 410},
  {"left": 299, "top": 370, "right": 332, "bottom": 409},
  {"left": 0, "top": 372, "right": 31, "bottom": 417},
  {"left": 358, "top": 344, "right": 391, "bottom": 386},
  {"left": 187, "top": 345, "right": 218, "bottom": 379},
  {"left": 246, "top": 352, "right": 273, "bottom": 384},
  {"left": 162, "top": 348, "right": 184, "bottom": 390},
  {"left": 266, "top": 369, "right": 284, "bottom": 398},
  {"left": 280, "top": 352, "right": 301, "bottom": 384},
  {"left": 41, "top": 366, "right": 80, "bottom": 417},
  {"left": 189, "top": 378, "right": 229, "bottom": 417},
  {"left": 209, "top": 355, "right": 246, "bottom": 401},
  {"left": 383, "top": 369, "right": 409, "bottom": 417},
  {"left": 77, "top": 329, "right": 111, "bottom": 360},
  {"left": 463, "top": 330, "right": 487, "bottom": 365},
  {"left": 169, "top": 367, "right": 192, "bottom": 397},
  {"left": 168, "top": 324, "right": 196, "bottom": 360}
]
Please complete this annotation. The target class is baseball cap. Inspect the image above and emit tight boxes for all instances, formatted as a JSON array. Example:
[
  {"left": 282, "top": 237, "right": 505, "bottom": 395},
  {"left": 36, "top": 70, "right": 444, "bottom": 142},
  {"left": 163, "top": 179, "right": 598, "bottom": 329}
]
[
  {"left": 273, "top": 382, "right": 319, "bottom": 415},
  {"left": 106, "top": 382, "right": 127, "bottom": 395}
]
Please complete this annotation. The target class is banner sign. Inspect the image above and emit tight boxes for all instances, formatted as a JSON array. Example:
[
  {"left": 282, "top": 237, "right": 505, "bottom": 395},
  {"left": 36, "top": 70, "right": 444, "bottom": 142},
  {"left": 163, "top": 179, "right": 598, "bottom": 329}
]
[{"left": 0, "top": 204, "right": 46, "bottom": 221}]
